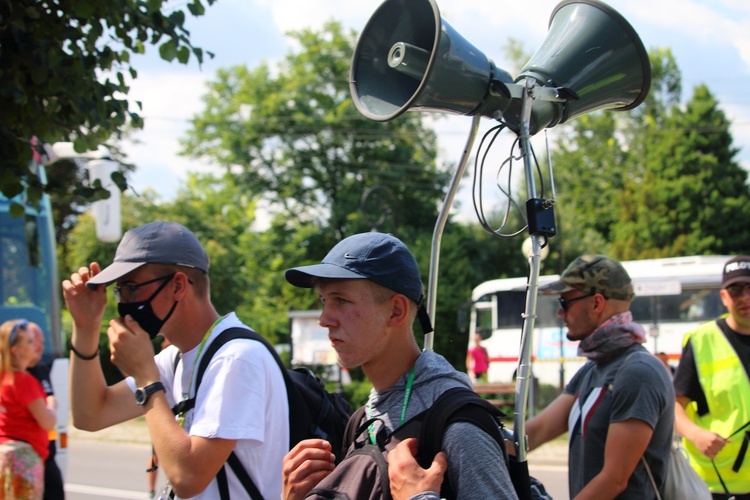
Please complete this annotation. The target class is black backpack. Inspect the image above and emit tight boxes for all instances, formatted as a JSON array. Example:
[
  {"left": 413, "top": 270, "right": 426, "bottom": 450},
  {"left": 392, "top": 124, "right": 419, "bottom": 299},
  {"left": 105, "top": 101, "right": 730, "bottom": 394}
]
[
  {"left": 306, "top": 386, "right": 510, "bottom": 500},
  {"left": 171, "top": 327, "right": 353, "bottom": 500}
]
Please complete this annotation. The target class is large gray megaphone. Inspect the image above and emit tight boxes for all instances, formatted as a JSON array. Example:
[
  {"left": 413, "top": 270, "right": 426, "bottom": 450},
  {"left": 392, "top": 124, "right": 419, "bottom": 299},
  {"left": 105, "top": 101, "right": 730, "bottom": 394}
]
[{"left": 350, "top": 0, "right": 651, "bottom": 135}]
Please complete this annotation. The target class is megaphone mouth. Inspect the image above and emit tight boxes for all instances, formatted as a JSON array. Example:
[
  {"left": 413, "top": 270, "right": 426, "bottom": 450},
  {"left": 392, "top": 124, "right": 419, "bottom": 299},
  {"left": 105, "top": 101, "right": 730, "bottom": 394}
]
[
  {"left": 350, "top": 0, "right": 508, "bottom": 122},
  {"left": 548, "top": 0, "right": 651, "bottom": 111},
  {"left": 349, "top": 0, "right": 442, "bottom": 122}
]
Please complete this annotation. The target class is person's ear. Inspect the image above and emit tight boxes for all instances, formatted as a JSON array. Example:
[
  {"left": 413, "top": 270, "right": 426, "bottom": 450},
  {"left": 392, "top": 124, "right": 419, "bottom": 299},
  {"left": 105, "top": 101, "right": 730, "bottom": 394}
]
[
  {"left": 592, "top": 293, "right": 608, "bottom": 313},
  {"left": 172, "top": 272, "right": 190, "bottom": 300},
  {"left": 388, "top": 294, "right": 410, "bottom": 327}
]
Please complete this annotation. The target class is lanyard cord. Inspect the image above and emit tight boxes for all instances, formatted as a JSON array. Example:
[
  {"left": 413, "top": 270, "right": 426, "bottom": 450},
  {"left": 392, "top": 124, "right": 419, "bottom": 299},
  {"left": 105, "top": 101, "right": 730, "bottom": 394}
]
[
  {"left": 367, "top": 367, "right": 416, "bottom": 445},
  {"left": 177, "top": 316, "right": 223, "bottom": 427}
]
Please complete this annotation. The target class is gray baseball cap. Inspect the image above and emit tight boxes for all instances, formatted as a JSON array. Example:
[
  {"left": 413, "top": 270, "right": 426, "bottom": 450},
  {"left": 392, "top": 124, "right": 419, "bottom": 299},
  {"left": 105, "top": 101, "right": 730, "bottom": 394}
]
[
  {"left": 537, "top": 254, "right": 634, "bottom": 301},
  {"left": 86, "top": 221, "right": 208, "bottom": 289}
]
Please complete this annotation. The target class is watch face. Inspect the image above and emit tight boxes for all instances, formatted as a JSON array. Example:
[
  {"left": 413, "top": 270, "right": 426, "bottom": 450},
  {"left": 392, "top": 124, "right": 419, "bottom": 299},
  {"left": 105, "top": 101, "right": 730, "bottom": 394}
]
[
  {"left": 135, "top": 389, "right": 147, "bottom": 405},
  {"left": 135, "top": 382, "right": 164, "bottom": 406}
]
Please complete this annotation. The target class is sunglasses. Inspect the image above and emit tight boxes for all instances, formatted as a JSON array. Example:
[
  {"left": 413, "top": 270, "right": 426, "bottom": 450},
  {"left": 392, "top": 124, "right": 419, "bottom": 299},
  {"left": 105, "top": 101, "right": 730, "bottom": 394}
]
[
  {"left": 725, "top": 282, "right": 750, "bottom": 299},
  {"left": 113, "top": 274, "right": 175, "bottom": 303},
  {"left": 9, "top": 319, "right": 29, "bottom": 346},
  {"left": 558, "top": 292, "right": 595, "bottom": 312}
]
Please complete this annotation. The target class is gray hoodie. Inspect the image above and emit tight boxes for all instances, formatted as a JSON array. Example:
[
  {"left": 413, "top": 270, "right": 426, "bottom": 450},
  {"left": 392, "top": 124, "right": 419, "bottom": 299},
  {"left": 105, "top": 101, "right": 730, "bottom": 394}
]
[{"left": 366, "top": 350, "right": 518, "bottom": 499}]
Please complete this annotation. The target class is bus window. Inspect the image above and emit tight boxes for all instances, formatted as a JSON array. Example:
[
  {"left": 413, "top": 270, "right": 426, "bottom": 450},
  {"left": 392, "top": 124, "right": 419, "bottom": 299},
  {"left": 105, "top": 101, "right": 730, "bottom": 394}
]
[
  {"left": 495, "top": 291, "right": 526, "bottom": 328},
  {"left": 24, "top": 214, "right": 41, "bottom": 267},
  {"left": 475, "top": 307, "right": 492, "bottom": 332},
  {"left": 0, "top": 199, "right": 59, "bottom": 359},
  {"left": 484, "top": 292, "right": 562, "bottom": 330},
  {"left": 1, "top": 211, "right": 33, "bottom": 305},
  {"left": 631, "top": 290, "right": 723, "bottom": 325}
]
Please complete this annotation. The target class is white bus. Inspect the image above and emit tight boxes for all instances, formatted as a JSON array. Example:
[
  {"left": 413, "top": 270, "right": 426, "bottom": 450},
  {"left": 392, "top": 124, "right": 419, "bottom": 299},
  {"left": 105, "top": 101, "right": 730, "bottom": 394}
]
[{"left": 468, "top": 255, "right": 730, "bottom": 388}]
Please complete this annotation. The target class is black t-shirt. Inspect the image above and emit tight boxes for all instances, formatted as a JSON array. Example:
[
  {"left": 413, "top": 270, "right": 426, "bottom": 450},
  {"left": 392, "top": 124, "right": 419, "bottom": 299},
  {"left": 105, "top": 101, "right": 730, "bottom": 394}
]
[
  {"left": 27, "top": 362, "right": 54, "bottom": 397},
  {"left": 673, "top": 318, "right": 750, "bottom": 416}
]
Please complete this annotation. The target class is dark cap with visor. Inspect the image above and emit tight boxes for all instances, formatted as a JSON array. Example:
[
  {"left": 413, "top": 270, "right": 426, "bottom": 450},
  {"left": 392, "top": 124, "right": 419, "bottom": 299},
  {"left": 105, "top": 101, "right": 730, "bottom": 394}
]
[
  {"left": 722, "top": 255, "right": 750, "bottom": 288},
  {"left": 86, "top": 221, "right": 208, "bottom": 290},
  {"left": 285, "top": 232, "right": 432, "bottom": 333}
]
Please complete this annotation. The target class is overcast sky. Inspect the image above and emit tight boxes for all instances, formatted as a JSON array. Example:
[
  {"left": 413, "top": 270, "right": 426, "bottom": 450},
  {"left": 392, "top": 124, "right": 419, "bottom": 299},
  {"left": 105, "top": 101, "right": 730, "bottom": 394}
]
[{"left": 119, "top": 0, "right": 750, "bottom": 228}]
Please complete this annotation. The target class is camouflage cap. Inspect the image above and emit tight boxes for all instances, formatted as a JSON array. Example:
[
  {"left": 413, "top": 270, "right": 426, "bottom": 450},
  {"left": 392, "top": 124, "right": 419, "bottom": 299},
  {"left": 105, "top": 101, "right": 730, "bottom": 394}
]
[{"left": 537, "top": 254, "right": 634, "bottom": 301}]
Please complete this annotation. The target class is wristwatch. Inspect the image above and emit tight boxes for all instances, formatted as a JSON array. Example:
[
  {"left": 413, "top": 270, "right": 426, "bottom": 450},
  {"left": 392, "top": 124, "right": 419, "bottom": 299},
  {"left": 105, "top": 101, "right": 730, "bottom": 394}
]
[{"left": 135, "top": 382, "right": 166, "bottom": 406}]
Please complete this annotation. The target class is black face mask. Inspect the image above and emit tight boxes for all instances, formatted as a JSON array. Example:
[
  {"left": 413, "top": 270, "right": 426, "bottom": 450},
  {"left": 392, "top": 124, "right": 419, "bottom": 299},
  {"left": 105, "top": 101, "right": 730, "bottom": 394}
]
[{"left": 118, "top": 276, "right": 178, "bottom": 339}]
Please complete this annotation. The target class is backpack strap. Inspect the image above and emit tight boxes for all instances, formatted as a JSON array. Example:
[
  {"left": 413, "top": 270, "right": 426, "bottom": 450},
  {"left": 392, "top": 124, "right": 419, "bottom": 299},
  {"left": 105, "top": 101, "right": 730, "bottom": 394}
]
[
  {"left": 417, "top": 387, "right": 506, "bottom": 465},
  {"left": 416, "top": 386, "right": 509, "bottom": 499},
  {"left": 172, "top": 349, "right": 181, "bottom": 374},
  {"left": 342, "top": 406, "right": 367, "bottom": 451},
  {"left": 179, "top": 327, "right": 310, "bottom": 444},
  {"left": 175, "top": 326, "right": 294, "bottom": 500}
]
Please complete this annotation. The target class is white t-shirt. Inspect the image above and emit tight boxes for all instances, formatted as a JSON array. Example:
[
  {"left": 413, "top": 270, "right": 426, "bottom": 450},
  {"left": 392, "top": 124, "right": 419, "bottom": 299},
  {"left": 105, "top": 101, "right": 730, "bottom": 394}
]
[{"left": 145, "top": 313, "right": 289, "bottom": 499}]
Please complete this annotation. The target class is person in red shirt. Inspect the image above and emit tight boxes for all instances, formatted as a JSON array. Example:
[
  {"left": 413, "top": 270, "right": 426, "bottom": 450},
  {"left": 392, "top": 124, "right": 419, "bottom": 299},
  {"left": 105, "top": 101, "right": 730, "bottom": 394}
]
[
  {"left": 0, "top": 319, "right": 57, "bottom": 499},
  {"left": 466, "top": 333, "right": 490, "bottom": 383}
]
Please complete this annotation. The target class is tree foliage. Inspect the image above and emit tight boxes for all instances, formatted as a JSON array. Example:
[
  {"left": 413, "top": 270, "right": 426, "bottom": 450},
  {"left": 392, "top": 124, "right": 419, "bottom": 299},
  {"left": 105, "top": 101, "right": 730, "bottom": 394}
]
[
  {"left": 0, "top": 0, "right": 215, "bottom": 206},
  {"left": 610, "top": 85, "right": 750, "bottom": 257},
  {"left": 181, "top": 21, "right": 449, "bottom": 245},
  {"left": 544, "top": 48, "right": 750, "bottom": 261}
]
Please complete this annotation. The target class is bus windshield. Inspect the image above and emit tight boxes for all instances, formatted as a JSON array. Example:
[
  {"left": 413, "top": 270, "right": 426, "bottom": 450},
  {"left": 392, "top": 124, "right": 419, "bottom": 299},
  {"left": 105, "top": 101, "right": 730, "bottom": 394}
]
[{"left": 0, "top": 195, "right": 62, "bottom": 361}]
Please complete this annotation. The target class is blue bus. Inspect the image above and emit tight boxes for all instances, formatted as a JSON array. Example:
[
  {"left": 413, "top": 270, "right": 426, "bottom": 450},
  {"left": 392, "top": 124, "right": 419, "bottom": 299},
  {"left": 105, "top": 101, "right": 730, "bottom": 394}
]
[{"left": 0, "top": 142, "right": 121, "bottom": 475}]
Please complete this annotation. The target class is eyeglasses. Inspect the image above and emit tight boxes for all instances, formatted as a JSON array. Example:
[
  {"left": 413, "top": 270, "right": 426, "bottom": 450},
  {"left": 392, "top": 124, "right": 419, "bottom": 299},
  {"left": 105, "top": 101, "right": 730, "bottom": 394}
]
[
  {"left": 9, "top": 319, "right": 29, "bottom": 346},
  {"left": 558, "top": 292, "right": 595, "bottom": 312},
  {"left": 725, "top": 282, "right": 750, "bottom": 299},
  {"left": 113, "top": 274, "right": 175, "bottom": 303}
]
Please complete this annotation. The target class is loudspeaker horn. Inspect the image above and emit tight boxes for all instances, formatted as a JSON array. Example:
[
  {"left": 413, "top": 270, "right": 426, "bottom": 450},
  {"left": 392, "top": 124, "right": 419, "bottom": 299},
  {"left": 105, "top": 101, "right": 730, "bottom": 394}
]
[
  {"left": 506, "top": 0, "right": 651, "bottom": 134},
  {"left": 349, "top": 0, "right": 514, "bottom": 123},
  {"left": 350, "top": 0, "right": 651, "bottom": 135}
]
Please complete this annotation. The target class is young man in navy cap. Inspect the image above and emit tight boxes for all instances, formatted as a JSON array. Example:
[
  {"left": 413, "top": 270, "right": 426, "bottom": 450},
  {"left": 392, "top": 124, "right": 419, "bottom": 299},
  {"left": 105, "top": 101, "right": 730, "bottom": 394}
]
[
  {"left": 674, "top": 255, "right": 750, "bottom": 498},
  {"left": 62, "top": 221, "right": 288, "bottom": 499},
  {"left": 280, "top": 232, "right": 517, "bottom": 500}
]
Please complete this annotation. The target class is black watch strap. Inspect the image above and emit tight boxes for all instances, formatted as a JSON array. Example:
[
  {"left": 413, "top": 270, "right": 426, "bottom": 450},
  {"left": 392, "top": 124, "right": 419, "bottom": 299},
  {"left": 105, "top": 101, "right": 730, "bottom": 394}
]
[{"left": 136, "top": 381, "right": 165, "bottom": 406}]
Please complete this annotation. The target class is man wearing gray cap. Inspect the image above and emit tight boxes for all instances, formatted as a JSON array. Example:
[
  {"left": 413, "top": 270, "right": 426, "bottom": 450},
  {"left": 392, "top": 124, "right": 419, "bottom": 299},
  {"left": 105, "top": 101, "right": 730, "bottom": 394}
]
[
  {"left": 61, "top": 221, "right": 288, "bottom": 499},
  {"left": 524, "top": 255, "right": 674, "bottom": 499},
  {"left": 673, "top": 255, "right": 750, "bottom": 498},
  {"left": 280, "top": 232, "right": 517, "bottom": 499}
]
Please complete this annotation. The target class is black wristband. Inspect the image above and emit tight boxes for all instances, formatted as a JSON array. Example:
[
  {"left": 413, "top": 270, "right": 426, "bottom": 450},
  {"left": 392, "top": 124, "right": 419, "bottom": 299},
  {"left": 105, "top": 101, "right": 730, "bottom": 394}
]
[{"left": 70, "top": 343, "right": 100, "bottom": 360}]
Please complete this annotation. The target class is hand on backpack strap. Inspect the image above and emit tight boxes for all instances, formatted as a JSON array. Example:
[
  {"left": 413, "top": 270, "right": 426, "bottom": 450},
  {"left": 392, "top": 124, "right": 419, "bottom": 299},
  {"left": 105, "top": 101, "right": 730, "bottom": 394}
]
[
  {"left": 281, "top": 439, "right": 336, "bottom": 500},
  {"left": 686, "top": 427, "right": 730, "bottom": 459},
  {"left": 388, "top": 438, "right": 447, "bottom": 500}
]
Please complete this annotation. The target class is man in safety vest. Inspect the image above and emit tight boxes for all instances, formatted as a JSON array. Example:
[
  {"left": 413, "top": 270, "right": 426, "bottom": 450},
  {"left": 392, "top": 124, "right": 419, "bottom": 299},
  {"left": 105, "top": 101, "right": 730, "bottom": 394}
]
[{"left": 674, "top": 255, "right": 750, "bottom": 499}]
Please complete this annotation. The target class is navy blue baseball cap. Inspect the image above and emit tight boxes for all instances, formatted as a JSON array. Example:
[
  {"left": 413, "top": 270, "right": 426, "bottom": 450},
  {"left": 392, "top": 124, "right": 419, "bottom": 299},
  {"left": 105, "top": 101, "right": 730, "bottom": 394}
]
[{"left": 285, "top": 232, "right": 424, "bottom": 305}]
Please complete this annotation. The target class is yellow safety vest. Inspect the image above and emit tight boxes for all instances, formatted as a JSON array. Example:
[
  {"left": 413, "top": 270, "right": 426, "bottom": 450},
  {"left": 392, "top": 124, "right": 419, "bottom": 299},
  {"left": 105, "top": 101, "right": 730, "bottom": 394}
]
[{"left": 682, "top": 320, "right": 750, "bottom": 493}]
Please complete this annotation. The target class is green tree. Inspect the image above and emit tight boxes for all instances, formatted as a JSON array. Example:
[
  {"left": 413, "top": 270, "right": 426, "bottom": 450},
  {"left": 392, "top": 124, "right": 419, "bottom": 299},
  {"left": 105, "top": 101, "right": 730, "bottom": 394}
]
[
  {"left": 548, "top": 111, "right": 632, "bottom": 259},
  {"left": 1, "top": 0, "right": 216, "bottom": 206},
  {"left": 180, "top": 21, "right": 449, "bottom": 246},
  {"left": 539, "top": 47, "right": 750, "bottom": 261},
  {"left": 611, "top": 85, "right": 750, "bottom": 258}
]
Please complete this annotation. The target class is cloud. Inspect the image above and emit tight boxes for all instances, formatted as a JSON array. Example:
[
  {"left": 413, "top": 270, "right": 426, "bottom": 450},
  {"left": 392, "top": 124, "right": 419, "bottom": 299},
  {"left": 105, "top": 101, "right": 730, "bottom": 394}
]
[
  {"left": 264, "top": 0, "right": 381, "bottom": 33},
  {"left": 123, "top": 72, "right": 216, "bottom": 198}
]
